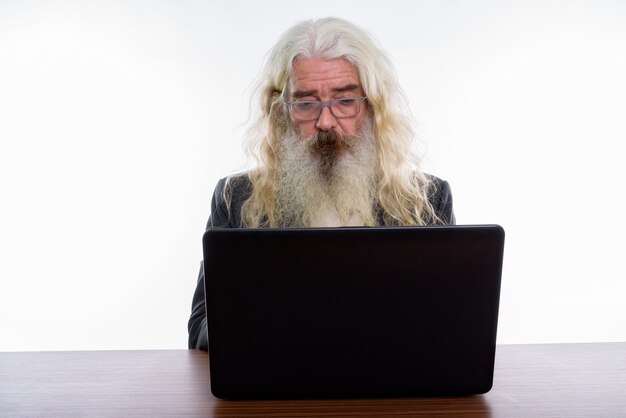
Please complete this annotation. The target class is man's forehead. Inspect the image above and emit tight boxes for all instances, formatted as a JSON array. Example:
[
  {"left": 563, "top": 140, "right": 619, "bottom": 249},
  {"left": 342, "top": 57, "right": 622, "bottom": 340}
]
[{"left": 290, "top": 57, "right": 361, "bottom": 92}]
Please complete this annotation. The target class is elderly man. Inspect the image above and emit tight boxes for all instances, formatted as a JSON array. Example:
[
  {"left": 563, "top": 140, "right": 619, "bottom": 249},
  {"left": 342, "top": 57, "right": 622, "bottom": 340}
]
[{"left": 188, "top": 17, "right": 455, "bottom": 350}]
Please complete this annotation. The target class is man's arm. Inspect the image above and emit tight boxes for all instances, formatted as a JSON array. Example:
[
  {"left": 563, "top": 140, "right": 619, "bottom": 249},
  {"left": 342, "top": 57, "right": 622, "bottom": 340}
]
[
  {"left": 437, "top": 179, "right": 455, "bottom": 225},
  {"left": 188, "top": 263, "right": 208, "bottom": 350},
  {"left": 428, "top": 175, "right": 455, "bottom": 225},
  {"left": 187, "top": 175, "right": 251, "bottom": 350}
]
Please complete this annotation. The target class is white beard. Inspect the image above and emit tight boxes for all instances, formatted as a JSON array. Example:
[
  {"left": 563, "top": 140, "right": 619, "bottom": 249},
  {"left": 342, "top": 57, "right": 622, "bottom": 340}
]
[{"left": 276, "top": 121, "right": 378, "bottom": 227}]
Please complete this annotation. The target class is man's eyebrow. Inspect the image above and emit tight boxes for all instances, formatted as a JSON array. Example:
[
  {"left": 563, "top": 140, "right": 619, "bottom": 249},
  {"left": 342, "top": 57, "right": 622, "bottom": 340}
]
[
  {"left": 291, "top": 84, "right": 362, "bottom": 99},
  {"left": 291, "top": 90, "right": 316, "bottom": 99},
  {"left": 332, "top": 84, "right": 360, "bottom": 93}
]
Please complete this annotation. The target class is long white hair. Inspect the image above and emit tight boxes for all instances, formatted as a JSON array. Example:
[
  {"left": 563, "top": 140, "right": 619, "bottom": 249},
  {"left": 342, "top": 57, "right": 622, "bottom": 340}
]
[{"left": 230, "top": 17, "right": 438, "bottom": 227}]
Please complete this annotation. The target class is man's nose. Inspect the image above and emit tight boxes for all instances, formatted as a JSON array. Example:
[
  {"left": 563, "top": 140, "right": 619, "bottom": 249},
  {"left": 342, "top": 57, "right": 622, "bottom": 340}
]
[{"left": 316, "top": 106, "right": 338, "bottom": 131}]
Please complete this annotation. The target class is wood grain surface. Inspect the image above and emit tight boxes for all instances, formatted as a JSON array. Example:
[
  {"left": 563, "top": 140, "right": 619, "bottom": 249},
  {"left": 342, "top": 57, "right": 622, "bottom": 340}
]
[{"left": 1, "top": 343, "right": 625, "bottom": 417}]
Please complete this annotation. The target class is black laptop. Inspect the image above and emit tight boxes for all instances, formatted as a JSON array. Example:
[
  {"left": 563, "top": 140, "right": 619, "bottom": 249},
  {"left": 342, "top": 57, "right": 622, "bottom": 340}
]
[{"left": 202, "top": 224, "right": 505, "bottom": 399}]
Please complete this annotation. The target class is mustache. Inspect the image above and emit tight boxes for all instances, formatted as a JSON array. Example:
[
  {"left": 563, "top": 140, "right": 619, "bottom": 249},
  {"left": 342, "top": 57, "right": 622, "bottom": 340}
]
[{"left": 307, "top": 130, "right": 354, "bottom": 156}]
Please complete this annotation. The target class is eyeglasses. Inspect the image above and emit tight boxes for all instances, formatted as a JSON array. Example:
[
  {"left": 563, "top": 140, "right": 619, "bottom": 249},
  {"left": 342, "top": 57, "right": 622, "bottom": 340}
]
[{"left": 284, "top": 97, "right": 367, "bottom": 121}]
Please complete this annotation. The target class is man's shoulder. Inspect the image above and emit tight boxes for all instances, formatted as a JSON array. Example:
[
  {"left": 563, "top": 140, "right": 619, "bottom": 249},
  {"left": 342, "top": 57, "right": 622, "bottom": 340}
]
[
  {"left": 214, "top": 172, "right": 253, "bottom": 196},
  {"left": 424, "top": 173, "right": 451, "bottom": 195},
  {"left": 207, "top": 172, "right": 253, "bottom": 229}
]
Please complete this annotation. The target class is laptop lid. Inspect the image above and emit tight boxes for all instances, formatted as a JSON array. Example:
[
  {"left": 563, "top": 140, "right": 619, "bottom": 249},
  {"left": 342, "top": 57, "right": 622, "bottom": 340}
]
[{"left": 203, "top": 224, "right": 505, "bottom": 399}]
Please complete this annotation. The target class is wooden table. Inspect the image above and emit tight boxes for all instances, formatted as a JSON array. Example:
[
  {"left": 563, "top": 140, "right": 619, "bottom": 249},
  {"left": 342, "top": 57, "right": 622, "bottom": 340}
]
[{"left": 1, "top": 343, "right": 625, "bottom": 417}]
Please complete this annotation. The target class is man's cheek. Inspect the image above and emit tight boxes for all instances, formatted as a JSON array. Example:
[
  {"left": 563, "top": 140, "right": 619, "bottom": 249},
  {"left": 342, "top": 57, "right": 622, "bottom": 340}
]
[{"left": 294, "top": 122, "right": 315, "bottom": 139}]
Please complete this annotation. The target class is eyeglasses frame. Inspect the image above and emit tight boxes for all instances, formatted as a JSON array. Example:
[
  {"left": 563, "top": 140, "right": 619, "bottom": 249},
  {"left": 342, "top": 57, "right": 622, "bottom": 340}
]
[{"left": 284, "top": 96, "right": 368, "bottom": 121}]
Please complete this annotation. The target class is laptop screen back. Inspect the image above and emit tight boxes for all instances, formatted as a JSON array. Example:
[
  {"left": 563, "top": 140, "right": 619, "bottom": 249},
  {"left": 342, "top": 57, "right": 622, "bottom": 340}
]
[{"left": 203, "top": 224, "right": 505, "bottom": 399}]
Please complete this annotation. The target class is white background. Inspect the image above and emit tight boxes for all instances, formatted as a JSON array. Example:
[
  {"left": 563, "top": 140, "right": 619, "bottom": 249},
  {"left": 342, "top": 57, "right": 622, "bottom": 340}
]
[{"left": 1, "top": 0, "right": 625, "bottom": 351}]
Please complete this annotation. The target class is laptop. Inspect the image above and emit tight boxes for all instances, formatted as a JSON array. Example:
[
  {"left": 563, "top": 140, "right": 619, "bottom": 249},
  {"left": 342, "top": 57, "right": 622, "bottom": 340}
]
[{"left": 203, "top": 224, "right": 505, "bottom": 399}]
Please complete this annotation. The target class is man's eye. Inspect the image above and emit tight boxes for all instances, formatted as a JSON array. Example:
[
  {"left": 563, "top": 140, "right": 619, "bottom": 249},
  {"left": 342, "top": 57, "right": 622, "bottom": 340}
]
[
  {"left": 337, "top": 98, "right": 357, "bottom": 107},
  {"left": 295, "top": 102, "right": 316, "bottom": 111}
]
